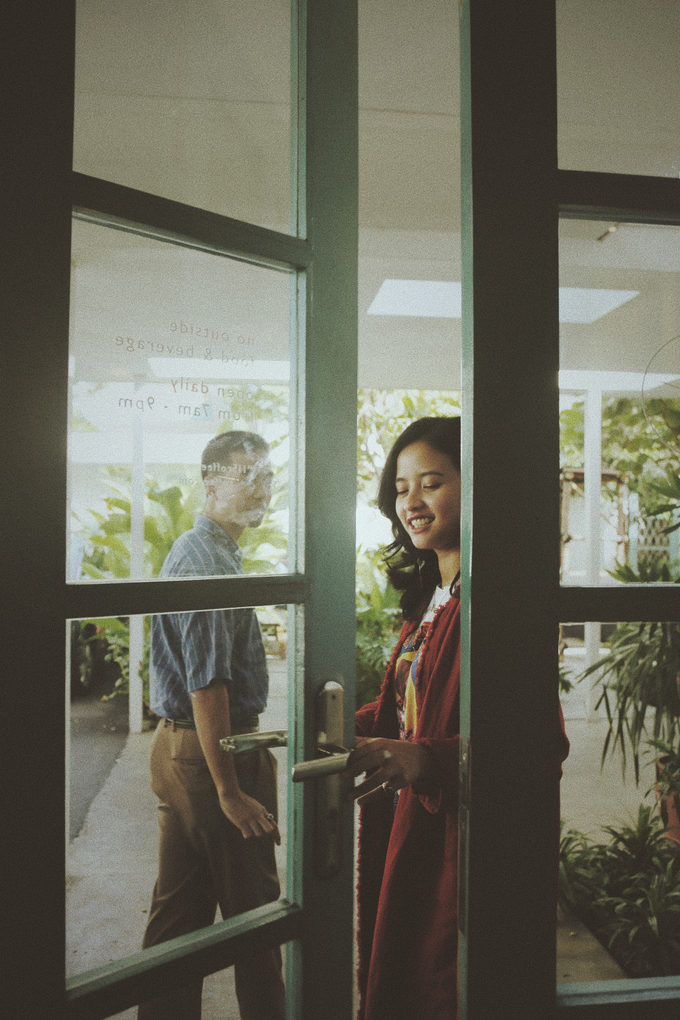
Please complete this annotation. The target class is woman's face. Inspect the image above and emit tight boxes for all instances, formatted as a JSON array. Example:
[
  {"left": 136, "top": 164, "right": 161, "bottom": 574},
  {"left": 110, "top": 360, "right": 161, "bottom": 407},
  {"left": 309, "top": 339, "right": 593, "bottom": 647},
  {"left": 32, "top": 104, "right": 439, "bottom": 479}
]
[{"left": 395, "top": 440, "right": 461, "bottom": 555}]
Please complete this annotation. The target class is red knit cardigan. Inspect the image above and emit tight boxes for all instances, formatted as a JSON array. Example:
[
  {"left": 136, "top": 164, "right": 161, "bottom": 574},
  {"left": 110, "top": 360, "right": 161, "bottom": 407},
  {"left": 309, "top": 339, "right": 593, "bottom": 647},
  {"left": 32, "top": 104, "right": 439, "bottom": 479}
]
[
  {"left": 355, "top": 593, "right": 570, "bottom": 1020},
  {"left": 355, "top": 593, "right": 462, "bottom": 1020}
]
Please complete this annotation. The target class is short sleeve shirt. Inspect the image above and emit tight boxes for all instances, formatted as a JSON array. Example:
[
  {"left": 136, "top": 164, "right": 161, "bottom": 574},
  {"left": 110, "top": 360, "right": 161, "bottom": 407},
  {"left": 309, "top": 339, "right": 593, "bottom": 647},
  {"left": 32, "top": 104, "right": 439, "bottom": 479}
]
[{"left": 149, "top": 515, "right": 268, "bottom": 723}]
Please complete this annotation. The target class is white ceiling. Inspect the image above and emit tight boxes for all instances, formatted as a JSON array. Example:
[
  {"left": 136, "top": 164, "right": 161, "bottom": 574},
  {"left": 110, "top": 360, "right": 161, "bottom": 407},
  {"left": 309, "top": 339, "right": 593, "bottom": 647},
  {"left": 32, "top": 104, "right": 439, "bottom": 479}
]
[{"left": 71, "top": 0, "right": 680, "bottom": 392}]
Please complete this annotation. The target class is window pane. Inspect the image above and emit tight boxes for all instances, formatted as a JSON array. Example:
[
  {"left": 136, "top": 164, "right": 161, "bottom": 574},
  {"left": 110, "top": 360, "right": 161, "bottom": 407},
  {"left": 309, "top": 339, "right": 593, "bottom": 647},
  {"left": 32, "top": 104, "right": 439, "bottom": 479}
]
[
  {"left": 557, "top": 0, "right": 680, "bottom": 177},
  {"left": 559, "top": 219, "right": 680, "bottom": 585},
  {"left": 558, "top": 620, "right": 680, "bottom": 983},
  {"left": 358, "top": 0, "right": 461, "bottom": 392},
  {"left": 68, "top": 606, "right": 291, "bottom": 985},
  {"left": 68, "top": 219, "right": 291, "bottom": 582},
  {"left": 97, "top": 945, "right": 293, "bottom": 1020},
  {"left": 74, "top": 0, "right": 291, "bottom": 232}
]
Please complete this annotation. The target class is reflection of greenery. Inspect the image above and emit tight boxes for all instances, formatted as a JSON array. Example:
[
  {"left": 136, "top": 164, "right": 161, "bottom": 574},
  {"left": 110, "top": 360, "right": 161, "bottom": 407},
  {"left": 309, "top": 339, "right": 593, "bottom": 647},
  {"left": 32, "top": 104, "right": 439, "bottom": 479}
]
[
  {"left": 76, "top": 471, "right": 205, "bottom": 579},
  {"left": 646, "top": 464, "right": 680, "bottom": 537},
  {"left": 355, "top": 391, "right": 462, "bottom": 705},
  {"left": 215, "top": 384, "right": 288, "bottom": 431},
  {"left": 73, "top": 616, "right": 151, "bottom": 707},
  {"left": 76, "top": 468, "right": 287, "bottom": 579},
  {"left": 559, "top": 807, "right": 680, "bottom": 978},
  {"left": 579, "top": 570, "right": 680, "bottom": 783},
  {"left": 560, "top": 397, "right": 680, "bottom": 511},
  {"left": 357, "top": 390, "right": 461, "bottom": 497},
  {"left": 215, "top": 385, "right": 289, "bottom": 573},
  {"left": 355, "top": 548, "right": 402, "bottom": 707}
]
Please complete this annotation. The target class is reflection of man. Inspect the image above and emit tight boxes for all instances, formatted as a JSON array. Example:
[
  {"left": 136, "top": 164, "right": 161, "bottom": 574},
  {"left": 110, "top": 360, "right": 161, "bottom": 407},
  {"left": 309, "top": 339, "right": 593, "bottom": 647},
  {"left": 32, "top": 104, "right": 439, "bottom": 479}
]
[{"left": 138, "top": 431, "right": 285, "bottom": 1020}]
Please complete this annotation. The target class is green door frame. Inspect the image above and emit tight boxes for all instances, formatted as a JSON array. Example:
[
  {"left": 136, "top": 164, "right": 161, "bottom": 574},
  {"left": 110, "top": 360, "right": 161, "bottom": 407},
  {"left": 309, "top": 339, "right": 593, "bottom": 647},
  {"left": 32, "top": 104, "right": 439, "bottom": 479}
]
[
  {"left": 459, "top": 2, "right": 680, "bottom": 1019},
  {"left": 3, "top": 2, "right": 357, "bottom": 1018}
]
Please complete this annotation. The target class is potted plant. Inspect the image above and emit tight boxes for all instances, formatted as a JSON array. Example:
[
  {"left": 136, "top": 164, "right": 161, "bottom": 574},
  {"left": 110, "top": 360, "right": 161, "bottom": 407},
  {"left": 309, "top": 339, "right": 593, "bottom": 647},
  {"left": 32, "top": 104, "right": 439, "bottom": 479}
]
[
  {"left": 647, "top": 738, "right": 680, "bottom": 844},
  {"left": 579, "top": 559, "right": 680, "bottom": 843}
]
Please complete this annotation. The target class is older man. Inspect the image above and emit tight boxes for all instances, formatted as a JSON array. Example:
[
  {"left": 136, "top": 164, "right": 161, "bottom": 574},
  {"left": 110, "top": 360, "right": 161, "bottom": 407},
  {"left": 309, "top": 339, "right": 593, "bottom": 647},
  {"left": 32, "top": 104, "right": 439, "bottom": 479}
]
[{"left": 139, "top": 431, "right": 285, "bottom": 1020}]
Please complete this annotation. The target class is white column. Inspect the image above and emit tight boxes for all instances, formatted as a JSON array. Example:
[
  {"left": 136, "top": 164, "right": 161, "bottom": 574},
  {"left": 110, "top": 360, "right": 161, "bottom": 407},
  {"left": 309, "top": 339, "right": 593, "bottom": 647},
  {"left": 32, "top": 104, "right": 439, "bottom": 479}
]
[
  {"left": 584, "top": 386, "right": 602, "bottom": 719},
  {"left": 128, "top": 385, "right": 145, "bottom": 734},
  {"left": 128, "top": 616, "right": 144, "bottom": 734}
]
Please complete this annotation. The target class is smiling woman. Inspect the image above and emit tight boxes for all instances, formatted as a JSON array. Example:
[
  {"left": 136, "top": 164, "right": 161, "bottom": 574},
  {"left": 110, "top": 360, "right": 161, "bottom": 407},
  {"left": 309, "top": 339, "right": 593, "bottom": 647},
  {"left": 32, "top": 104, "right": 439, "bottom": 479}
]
[
  {"left": 378, "top": 417, "right": 462, "bottom": 618},
  {"left": 346, "top": 415, "right": 569, "bottom": 1020},
  {"left": 394, "top": 441, "right": 461, "bottom": 587},
  {"left": 345, "top": 417, "right": 463, "bottom": 1020}
]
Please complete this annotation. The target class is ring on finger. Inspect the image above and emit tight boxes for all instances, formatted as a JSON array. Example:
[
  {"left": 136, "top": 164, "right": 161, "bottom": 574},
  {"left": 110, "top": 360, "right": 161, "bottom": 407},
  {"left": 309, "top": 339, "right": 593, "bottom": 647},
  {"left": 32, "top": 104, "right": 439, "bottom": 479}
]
[{"left": 266, "top": 813, "right": 275, "bottom": 821}]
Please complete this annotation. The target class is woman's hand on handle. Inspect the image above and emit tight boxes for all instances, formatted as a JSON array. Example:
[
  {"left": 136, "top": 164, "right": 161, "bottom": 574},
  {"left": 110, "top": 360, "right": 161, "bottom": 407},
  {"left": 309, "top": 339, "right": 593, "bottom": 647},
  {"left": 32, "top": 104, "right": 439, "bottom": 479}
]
[{"left": 343, "top": 736, "right": 436, "bottom": 803}]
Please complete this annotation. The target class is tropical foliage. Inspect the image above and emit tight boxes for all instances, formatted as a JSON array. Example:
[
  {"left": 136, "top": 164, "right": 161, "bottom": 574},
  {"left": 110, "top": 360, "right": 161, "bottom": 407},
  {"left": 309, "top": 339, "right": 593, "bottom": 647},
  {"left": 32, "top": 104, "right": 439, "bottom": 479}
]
[
  {"left": 355, "top": 548, "right": 402, "bottom": 707},
  {"left": 560, "top": 806, "right": 680, "bottom": 978},
  {"left": 560, "top": 396, "right": 680, "bottom": 505},
  {"left": 357, "top": 389, "right": 461, "bottom": 498},
  {"left": 580, "top": 617, "right": 680, "bottom": 782}
]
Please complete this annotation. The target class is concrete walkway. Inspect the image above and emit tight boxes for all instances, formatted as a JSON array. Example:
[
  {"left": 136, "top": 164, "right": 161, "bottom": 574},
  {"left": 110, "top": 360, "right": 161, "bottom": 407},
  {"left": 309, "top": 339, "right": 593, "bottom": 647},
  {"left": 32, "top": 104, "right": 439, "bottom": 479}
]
[
  {"left": 67, "top": 658, "right": 289, "bottom": 1019},
  {"left": 67, "top": 661, "right": 656, "bottom": 1016}
]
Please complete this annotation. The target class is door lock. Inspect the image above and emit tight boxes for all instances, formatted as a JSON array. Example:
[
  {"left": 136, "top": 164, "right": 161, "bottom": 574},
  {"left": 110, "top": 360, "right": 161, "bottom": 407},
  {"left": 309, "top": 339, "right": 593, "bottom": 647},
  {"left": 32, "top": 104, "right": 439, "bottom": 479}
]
[
  {"left": 291, "top": 680, "right": 349, "bottom": 878},
  {"left": 220, "top": 683, "right": 349, "bottom": 878}
]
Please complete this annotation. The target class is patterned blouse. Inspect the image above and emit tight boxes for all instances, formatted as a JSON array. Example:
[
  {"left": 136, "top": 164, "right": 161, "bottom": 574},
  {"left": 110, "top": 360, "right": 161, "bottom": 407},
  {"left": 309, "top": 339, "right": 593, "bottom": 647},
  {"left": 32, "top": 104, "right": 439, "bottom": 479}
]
[{"left": 394, "top": 580, "right": 459, "bottom": 742}]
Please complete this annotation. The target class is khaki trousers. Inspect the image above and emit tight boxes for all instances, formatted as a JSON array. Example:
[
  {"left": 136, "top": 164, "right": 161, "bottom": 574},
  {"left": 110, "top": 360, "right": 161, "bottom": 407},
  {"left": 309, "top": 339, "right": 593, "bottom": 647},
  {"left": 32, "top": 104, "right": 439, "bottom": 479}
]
[{"left": 138, "top": 720, "right": 285, "bottom": 1020}]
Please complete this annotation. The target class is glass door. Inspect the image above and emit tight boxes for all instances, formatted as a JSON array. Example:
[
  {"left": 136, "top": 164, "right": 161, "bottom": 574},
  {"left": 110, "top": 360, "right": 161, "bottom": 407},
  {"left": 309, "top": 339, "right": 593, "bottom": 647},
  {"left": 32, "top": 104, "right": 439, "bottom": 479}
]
[
  {"left": 459, "top": 2, "right": 680, "bottom": 1018},
  {"left": 5, "top": 2, "right": 358, "bottom": 1019}
]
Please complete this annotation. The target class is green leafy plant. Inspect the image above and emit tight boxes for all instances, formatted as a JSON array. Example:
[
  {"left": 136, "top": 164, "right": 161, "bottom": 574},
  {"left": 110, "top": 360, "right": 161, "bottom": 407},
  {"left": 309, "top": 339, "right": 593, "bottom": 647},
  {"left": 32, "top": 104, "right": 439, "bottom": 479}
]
[
  {"left": 75, "top": 616, "right": 152, "bottom": 707},
  {"left": 559, "top": 806, "right": 680, "bottom": 977},
  {"left": 559, "top": 664, "right": 575, "bottom": 696},
  {"left": 580, "top": 619, "right": 680, "bottom": 783},
  {"left": 646, "top": 464, "right": 680, "bottom": 537},
  {"left": 76, "top": 468, "right": 288, "bottom": 580},
  {"left": 648, "top": 738, "right": 680, "bottom": 832},
  {"left": 357, "top": 389, "right": 461, "bottom": 499},
  {"left": 76, "top": 471, "right": 205, "bottom": 580},
  {"left": 355, "top": 548, "right": 402, "bottom": 707}
]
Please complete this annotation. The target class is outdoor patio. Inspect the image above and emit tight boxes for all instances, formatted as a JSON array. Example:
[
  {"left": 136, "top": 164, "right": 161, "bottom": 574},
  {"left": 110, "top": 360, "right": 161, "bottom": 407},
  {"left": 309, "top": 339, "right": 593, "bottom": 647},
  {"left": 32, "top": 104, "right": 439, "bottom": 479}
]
[{"left": 65, "top": 650, "right": 659, "bottom": 1018}]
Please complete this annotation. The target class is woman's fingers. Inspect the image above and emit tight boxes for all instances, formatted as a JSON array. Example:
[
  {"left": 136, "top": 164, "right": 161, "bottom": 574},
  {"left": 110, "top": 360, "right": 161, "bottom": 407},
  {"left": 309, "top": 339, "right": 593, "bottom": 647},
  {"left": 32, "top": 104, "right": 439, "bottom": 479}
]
[
  {"left": 344, "top": 738, "right": 434, "bottom": 797},
  {"left": 344, "top": 738, "right": 391, "bottom": 776},
  {"left": 346, "top": 766, "right": 392, "bottom": 802}
]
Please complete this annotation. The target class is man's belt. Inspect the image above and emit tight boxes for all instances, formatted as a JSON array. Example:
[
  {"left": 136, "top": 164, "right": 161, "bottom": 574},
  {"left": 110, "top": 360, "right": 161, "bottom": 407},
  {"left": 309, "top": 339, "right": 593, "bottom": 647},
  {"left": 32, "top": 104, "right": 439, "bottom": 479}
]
[
  {"left": 163, "top": 717, "right": 195, "bottom": 730},
  {"left": 163, "top": 716, "right": 259, "bottom": 733}
]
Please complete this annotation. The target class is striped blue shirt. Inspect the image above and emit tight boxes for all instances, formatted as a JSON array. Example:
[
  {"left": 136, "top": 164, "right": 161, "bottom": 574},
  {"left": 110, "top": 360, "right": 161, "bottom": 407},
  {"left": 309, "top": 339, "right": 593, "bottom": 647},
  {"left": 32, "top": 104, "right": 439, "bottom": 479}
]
[{"left": 150, "top": 515, "right": 269, "bottom": 723}]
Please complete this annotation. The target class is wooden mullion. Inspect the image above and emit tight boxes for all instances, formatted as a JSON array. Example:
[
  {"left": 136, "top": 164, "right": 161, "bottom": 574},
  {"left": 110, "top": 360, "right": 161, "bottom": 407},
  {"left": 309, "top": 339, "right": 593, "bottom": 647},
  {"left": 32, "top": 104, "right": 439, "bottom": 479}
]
[
  {"left": 66, "top": 901, "right": 302, "bottom": 1020},
  {"left": 73, "top": 172, "right": 310, "bottom": 270},
  {"left": 558, "top": 169, "right": 680, "bottom": 225},
  {"left": 65, "top": 574, "right": 308, "bottom": 620},
  {"left": 557, "top": 585, "right": 680, "bottom": 624}
]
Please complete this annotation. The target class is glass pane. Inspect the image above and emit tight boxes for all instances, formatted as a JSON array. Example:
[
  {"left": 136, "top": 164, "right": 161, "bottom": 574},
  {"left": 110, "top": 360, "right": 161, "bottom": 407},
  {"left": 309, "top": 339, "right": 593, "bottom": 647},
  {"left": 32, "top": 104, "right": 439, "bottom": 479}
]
[
  {"left": 559, "top": 219, "right": 680, "bottom": 585},
  {"left": 68, "top": 218, "right": 291, "bottom": 581},
  {"left": 356, "top": 7, "right": 462, "bottom": 1011},
  {"left": 68, "top": 606, "right": 290, "bottom": 988},
  {"left": 558, "top": 620, "right": 680, "bottom": 983},
  {"left": 74, "top": 0, "right": 291, "bottom": 232},
  {"left": 557, "top": 0, "right": 680, "bottom": 177},
  {"left": 358, "top": 0, "right": 461, "bottom": 393}
]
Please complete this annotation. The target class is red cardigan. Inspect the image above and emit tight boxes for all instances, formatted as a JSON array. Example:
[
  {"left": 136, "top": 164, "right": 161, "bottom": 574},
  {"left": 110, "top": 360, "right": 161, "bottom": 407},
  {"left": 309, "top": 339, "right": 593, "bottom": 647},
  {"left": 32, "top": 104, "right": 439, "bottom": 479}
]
[
  {"left": 355, "top": 594, "right": 462, "bottom": 1020},
  {"left": 355, "top": 593, "right": 570, "bottom": 1020}
]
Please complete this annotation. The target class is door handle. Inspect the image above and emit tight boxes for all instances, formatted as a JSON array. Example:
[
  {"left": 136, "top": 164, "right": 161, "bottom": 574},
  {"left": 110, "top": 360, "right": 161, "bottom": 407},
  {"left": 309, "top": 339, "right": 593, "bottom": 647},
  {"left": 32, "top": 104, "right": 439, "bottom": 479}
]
[
  {"left": 291, "top": 680, "right": 348, "bottom": 878},
  {"left": 220, "top": 730, "right": 288, "bottom": 753},
  {"left": 291, "top": 751, "right": 349, "bottom": 782}
]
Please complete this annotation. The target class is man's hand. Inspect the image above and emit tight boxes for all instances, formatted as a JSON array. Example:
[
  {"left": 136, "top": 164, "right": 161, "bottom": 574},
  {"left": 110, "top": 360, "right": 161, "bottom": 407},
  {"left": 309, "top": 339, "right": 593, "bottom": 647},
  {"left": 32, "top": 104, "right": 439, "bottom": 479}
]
[
  {"left": 219, "top": 788, "right": 281, "bottom": 844},
  {"left": 191, "top": 681, "right": 280, "bottom": 843},
  {"left": 343, "top": 736, "right": 437, "bottom": 803}
]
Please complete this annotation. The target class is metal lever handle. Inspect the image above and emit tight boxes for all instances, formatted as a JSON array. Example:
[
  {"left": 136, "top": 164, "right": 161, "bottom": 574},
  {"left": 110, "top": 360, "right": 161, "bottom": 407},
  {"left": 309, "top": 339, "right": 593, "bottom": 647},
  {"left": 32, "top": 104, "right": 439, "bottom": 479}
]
[
  {"left": 220, "top": 730, "right": 288, "bottom": 754},
  {"left": 291, "top": 752, "right": 349, "bottom": 782}
]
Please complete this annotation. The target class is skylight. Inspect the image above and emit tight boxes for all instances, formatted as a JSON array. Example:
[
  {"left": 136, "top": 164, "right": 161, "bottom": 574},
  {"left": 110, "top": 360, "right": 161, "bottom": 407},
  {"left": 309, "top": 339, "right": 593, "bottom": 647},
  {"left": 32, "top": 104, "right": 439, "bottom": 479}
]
[{"left": 367, "top": 280, "right": 639, "bottom": 323}]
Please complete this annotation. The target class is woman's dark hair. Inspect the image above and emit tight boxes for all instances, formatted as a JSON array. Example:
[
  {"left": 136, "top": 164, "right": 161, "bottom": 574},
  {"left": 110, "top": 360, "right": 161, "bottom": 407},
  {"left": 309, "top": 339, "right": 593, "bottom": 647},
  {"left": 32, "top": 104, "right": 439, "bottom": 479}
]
[{"left": 377, "top": 416, "right": 461, "bottom": 621}]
